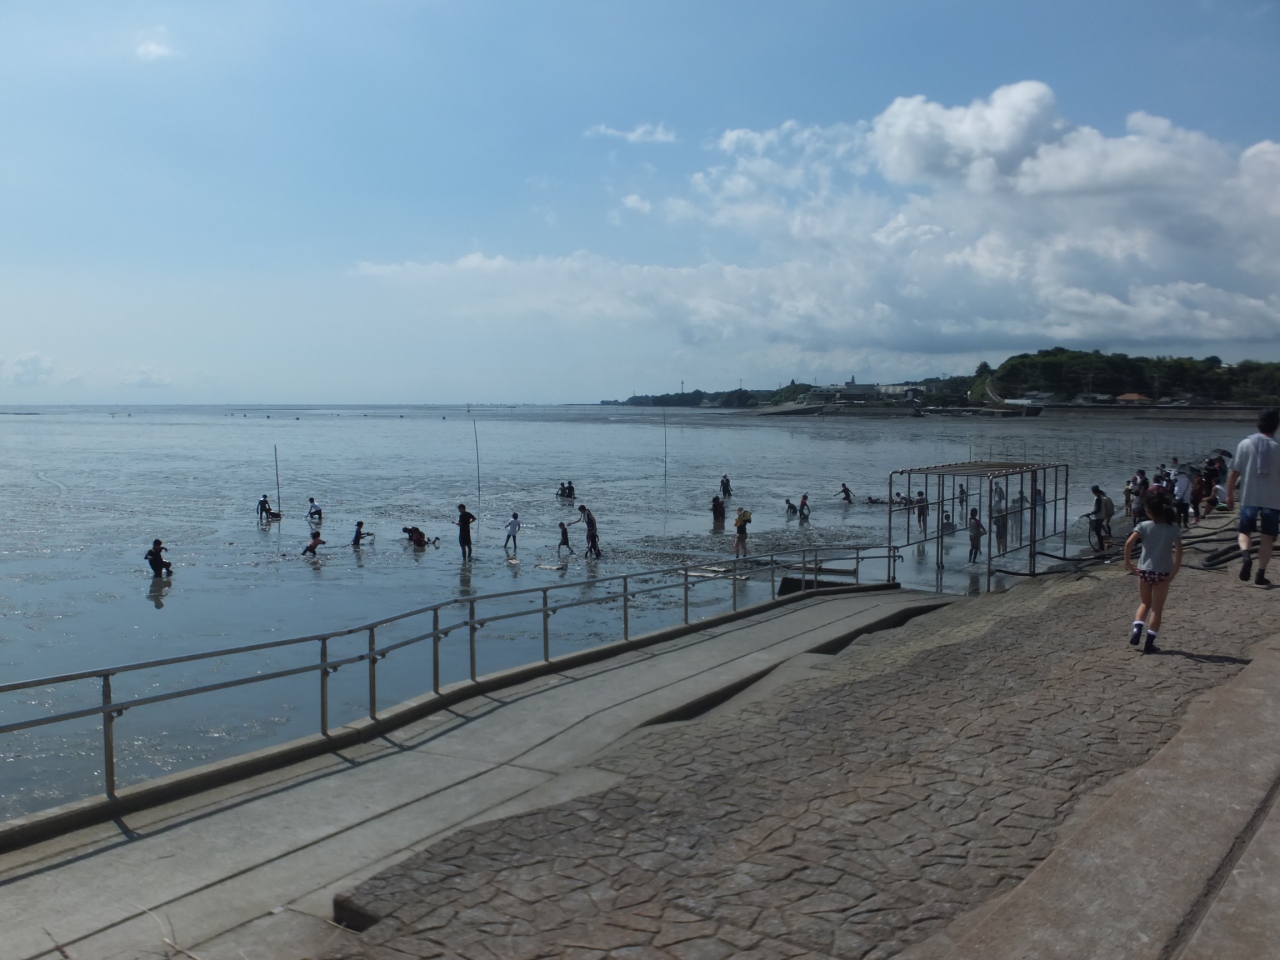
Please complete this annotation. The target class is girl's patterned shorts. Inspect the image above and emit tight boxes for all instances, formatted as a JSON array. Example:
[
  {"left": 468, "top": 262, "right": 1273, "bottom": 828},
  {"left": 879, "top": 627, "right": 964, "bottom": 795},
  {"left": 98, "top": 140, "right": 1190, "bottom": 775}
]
[{"left": 1138, "top": 570, "right": 1172, "bottom": 584}]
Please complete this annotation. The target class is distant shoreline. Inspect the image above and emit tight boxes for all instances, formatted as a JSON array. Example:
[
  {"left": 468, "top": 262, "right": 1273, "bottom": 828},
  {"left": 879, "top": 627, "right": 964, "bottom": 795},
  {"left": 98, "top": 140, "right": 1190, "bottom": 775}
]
[{"left": 754, "top": 402, "right": 1259, "bottom": 422}]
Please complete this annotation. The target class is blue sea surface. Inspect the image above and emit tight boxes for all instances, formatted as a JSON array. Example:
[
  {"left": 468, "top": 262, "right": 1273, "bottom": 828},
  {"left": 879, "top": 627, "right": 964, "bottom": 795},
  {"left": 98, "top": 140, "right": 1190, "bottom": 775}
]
[{"left": 0, "top": 404, "right": 1241, "bottom": 816}]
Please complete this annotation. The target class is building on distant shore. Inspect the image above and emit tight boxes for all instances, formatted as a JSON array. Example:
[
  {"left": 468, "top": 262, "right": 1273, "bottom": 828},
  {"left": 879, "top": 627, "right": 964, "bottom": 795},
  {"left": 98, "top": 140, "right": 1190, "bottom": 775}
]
[
  {"left": 801, "top": 378, "right": 928, "bottom": 405},
  {"left": 1116, "top": 392, "right": 1153, "bottom": 404}
]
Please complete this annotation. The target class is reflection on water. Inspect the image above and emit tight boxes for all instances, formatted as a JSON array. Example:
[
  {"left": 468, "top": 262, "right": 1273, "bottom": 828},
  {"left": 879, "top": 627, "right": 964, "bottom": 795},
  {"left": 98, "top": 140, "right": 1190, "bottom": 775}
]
[
  {"left": 0, "top": 404, "right": 1246, "bottom": 816},
  {"left": 145, "top": 577, "right": 172, "bottom": 609}
]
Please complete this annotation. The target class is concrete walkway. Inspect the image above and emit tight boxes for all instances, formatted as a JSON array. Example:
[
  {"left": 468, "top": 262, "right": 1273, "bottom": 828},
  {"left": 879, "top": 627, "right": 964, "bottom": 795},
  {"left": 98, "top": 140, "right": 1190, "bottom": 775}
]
[
  {"left": 326, "top": 559, "right": 1279, "bottom": 960},
  {"left": 0, "top": 588, "right": 946, "bottom": 960}
]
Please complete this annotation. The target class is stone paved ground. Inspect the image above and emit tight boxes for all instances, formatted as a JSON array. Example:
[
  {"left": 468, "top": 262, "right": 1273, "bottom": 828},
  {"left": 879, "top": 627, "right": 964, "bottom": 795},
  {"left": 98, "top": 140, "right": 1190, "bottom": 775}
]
[{"left": 328, "top": 560, "right": 1278, "bottom": 960}]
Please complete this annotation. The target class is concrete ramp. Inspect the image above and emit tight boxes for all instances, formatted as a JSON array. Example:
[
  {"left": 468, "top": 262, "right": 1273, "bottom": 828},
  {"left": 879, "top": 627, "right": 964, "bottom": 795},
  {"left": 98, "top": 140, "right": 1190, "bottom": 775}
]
[{"left": 0, "top": 588, "right": 948, "bottom": 960}]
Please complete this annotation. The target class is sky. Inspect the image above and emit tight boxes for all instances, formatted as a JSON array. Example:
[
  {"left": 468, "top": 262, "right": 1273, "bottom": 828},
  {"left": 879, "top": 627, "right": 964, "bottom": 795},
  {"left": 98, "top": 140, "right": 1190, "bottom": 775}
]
[{"left": 0, "top": 0, "right": 1278, "bottom": 404}]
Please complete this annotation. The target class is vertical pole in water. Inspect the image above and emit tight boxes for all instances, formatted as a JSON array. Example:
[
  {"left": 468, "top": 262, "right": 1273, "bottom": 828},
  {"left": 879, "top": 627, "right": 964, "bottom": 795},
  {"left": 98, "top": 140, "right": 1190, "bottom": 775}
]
[
  {"left": 623, "top": 577, "right": 630, "bottom": 639},
  {"left": 274, "top": 445, "right": 282, "bottom": 516},
  {"left": 683, "top": 568, "right": 690, "bottom": 623},
  {"left": 662, "top": 407, "right": 668, "bottom": 484},
  {"left": 472, "top": 421, "right": 481, "bottom": 536},
  {"left": 101, "top": 675, "right": 116, "bottom": 800},
  {"left": 770, "top": 555, "right": 776, "bottom": 599}
]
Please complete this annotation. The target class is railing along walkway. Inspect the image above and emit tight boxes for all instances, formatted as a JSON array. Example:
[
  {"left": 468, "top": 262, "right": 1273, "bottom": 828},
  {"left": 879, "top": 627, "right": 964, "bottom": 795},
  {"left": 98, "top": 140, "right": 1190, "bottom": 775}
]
[{"left": 0, "top": 544, "right": 899, "bottom": 804}]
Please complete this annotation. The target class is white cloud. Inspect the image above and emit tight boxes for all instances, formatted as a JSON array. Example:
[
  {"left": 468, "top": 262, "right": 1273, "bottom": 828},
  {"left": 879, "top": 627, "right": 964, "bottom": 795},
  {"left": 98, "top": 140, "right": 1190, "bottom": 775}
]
[
  {"left": 120, "top": 370, "right": 171, "bottom": 389},
  {"left": 585, "top": 122, "right": 677, "bottom": 144},
  {"left": 3, "top": 353, "right": 55, "bottom": 387},
  {"left": 360, "top": 82, "right": 1280, "bottom": 390},
  {"left": 135, "top": 28, "right": 177, "bottom": 61}
]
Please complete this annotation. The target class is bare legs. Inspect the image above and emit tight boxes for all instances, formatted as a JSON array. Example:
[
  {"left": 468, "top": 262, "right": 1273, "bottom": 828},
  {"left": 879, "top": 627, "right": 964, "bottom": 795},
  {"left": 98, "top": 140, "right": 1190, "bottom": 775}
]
[{"left": 1133, "top": 578, "right": 1172, "bottom": 633}]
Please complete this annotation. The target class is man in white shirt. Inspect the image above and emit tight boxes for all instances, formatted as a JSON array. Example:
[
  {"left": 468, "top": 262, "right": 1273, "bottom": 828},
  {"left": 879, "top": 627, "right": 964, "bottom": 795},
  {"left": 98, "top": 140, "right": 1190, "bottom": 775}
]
[
  {"left": 1228, "top": 408, "right": 1280, "bottom": 587},
  {"left": 1173, "top": 471, "right": 1193, "bottom": 529}
]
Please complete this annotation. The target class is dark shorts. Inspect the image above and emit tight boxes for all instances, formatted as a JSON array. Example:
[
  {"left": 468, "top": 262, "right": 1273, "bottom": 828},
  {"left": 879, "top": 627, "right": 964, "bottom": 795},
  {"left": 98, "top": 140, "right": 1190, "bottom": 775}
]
[
  {"left": 1239, "top": 506, "right": 1280, "bottom": 538},
  {"left": 1138, "top": 570, "right": 1172, "bottom": 585}
]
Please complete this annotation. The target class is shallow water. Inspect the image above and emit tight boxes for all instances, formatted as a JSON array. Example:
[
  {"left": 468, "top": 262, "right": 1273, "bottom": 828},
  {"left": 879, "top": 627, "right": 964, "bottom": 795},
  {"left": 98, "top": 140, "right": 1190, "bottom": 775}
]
[{"left": 0, "top": 405, "right": 1242, "bottom": 816}]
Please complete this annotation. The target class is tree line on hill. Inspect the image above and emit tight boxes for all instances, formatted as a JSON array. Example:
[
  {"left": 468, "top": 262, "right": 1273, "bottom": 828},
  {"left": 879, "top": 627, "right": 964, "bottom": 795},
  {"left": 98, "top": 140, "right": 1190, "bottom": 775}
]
[
  {"left": 981, "top": 349, "right": 1280, "bottom": 405},
  {"left": 602, "top": 350, "right": 1280, "bottom": 408}
]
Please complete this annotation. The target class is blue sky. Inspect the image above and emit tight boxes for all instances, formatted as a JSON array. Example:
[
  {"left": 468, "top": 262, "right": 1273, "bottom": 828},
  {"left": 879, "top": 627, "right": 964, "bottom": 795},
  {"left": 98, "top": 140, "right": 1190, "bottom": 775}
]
[{"left": 1, "top": 1, "right": 1278, "bottom": 402}]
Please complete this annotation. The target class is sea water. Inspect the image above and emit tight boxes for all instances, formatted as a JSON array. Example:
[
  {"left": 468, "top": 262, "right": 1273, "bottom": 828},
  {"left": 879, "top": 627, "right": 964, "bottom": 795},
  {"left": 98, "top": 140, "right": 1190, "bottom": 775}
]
[{"left": 0, "top": 405, "right": 1242, "bottom": 816}]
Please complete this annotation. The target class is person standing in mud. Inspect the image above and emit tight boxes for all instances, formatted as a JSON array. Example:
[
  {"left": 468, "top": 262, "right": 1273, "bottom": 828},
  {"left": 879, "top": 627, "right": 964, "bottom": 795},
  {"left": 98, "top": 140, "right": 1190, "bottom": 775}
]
[{"left": 453, "top": 503, "right": 477, "bottom": 561}]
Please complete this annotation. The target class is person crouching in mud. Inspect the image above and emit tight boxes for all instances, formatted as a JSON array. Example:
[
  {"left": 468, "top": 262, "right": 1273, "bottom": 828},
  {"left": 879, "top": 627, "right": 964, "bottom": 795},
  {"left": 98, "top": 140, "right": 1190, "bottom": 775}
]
[{"left": 145, "top": 539, "right": 173, "bottom": 577}]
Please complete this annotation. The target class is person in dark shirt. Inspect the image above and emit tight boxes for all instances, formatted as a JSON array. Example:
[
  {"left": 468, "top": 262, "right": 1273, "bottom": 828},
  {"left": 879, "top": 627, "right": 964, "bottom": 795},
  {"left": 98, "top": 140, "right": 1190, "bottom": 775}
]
[
  {"left": 257, "top": 495, "right": 274, "bottom": 521},
  {"left": 558, "top": 521, "right": 574, "bottom": 556},
  {"left": 453, "top": 504, "right": 477, "bottom": 561},
  {"left": 351, "top": 521, "right": 372, "bottom": 547},
  {"left": 572, "top": 504, "right": 601, "bottom": 557},
  {"left": 835, "top": 483, "right": 853, "bottom": 503},
  {"left": 711, "top": 496, "right": 727, "bottom": 525},
  {"left": 566, "top": 481, "right": 576, "bottom": 498},
  {"left": 144, "top": 539, "right": 172, "bottom": 577}
]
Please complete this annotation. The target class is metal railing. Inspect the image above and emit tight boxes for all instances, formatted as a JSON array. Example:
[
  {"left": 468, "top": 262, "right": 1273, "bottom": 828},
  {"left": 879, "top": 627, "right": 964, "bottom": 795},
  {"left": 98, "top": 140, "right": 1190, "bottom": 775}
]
[{"left": 0, "top": 544, "right": 899, "bottom": 802}]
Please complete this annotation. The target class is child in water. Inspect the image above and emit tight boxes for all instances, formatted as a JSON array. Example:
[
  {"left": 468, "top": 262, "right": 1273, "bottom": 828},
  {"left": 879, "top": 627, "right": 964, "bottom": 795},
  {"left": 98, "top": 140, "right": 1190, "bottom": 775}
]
[
  {"left": 144, "top": 539, "right": 173, "bottom": 577},
  {"left": 1124, "top": 490, "right": 1183, "bottom": 654},
  {"left": 302, "top": 531, "right": 325, "bottom": 557},
  {"left": 557, "top": 521, "right": 574, "bottom": 555},
  {"left": 967, "top": 509, "right": 985, "bottom": 563},
  {"left": 504, "top": 513, "right": 522, "bottom": 550}
]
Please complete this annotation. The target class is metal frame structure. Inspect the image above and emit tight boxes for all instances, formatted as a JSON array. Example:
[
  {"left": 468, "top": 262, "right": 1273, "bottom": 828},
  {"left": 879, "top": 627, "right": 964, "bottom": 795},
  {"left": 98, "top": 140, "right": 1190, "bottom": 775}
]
[
  {"left": 888, "top": 461, "right": 1069, "bottom": 590},
  {"left": 0, "top": 543, "right": 900, "bottom": 804}
]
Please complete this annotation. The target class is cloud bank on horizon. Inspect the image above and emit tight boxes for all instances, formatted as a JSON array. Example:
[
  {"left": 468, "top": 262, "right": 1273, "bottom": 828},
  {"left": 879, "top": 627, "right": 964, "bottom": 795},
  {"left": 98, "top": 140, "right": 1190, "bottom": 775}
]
[
  {"left": 360, "top": 81, "right": 1280, "bottom": 397},
  {"left": 0, "top": 0, "right": 1277, "bottom": 407}
]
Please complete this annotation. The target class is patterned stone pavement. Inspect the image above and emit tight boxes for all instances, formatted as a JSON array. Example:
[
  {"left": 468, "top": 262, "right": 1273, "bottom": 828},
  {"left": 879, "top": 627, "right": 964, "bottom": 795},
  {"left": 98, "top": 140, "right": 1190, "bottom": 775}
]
[{"left": 328, "top": 562, "right": 1276, "bottom": 960}]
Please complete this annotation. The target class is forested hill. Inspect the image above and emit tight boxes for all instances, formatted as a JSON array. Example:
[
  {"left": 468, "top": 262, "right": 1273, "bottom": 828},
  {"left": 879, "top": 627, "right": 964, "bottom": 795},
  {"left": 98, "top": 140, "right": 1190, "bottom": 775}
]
[{"left": 990, "top": 349, "right": 1280, "bottom": 404}]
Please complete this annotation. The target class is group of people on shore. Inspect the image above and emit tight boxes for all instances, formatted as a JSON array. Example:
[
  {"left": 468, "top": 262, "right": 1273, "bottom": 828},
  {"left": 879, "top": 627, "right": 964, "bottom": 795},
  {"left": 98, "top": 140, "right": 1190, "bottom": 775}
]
[{"left": 1120, "top": 408, "right": 1278, "bottom": 655}]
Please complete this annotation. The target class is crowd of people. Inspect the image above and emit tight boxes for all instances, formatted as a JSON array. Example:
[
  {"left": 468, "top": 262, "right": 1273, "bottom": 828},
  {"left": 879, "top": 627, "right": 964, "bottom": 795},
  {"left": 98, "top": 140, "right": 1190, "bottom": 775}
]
[{"left": 143, "top": 410, "right": 1280, "bottom": 665}]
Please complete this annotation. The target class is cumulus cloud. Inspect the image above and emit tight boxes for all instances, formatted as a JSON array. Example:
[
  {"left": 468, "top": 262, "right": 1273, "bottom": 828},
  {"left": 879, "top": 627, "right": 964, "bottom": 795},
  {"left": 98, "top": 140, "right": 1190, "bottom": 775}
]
[
  {"left": 2, "top": 353, "right": 55, "bottom": 387},
  {"left": 135, "top": 28, "right": 177, "bottom": 60},
  {"left": 363, "top": 82, "right": 1280, "bottom": 388},
  {"left": 585, "top": 122, "right": 677, "bottom": 144}
]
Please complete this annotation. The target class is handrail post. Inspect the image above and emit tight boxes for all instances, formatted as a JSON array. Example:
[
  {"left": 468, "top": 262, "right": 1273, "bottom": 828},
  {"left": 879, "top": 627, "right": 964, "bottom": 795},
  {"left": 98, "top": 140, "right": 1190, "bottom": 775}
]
[
  {"left": 622, "top": 577, "right": 630, "bottom": 640},
  {"left": 469, "top": 600, "right": 477, "bottom": 681},
  {"left": 683, "top": 568, "right": 690, "bottom": 624},
  {"left": 541, "top": 590, "right": 550, "bottom": 661},
  {"left": 367, "top": 627, "right": 378, "bottom": 721},
  {"left": 432, "top": 610, "right": 441, "bottom": 694},
  {"left": 101, "top": 674, "right": 116, "bottom": 800},
  {"left": 320, "top": 638, "right": 330, "bottom": 736},
  {"left": 770, "top": 555, "right": 776, "bottom": 599}
]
